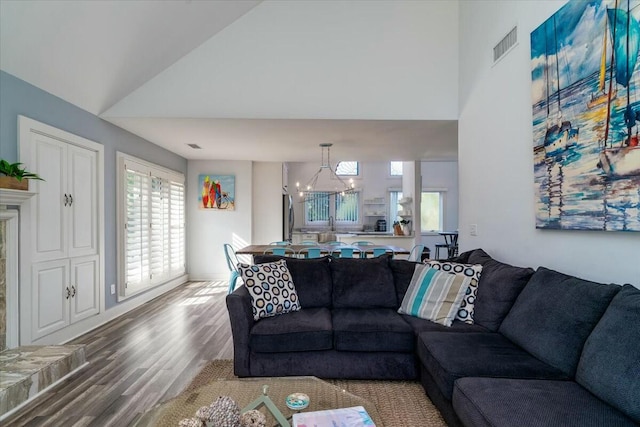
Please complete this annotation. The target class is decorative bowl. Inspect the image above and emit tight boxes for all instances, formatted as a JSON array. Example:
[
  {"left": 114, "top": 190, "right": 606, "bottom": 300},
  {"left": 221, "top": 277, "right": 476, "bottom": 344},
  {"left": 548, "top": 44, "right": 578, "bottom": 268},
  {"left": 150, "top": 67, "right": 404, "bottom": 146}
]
[{"left": 285, "top": 393, "right": 309, "bottom": 410}]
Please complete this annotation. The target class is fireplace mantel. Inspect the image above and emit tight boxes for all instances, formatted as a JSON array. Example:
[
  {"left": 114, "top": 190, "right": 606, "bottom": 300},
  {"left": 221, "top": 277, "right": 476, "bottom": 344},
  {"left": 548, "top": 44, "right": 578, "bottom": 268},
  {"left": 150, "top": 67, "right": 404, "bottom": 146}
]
[
  {"left": 1, "top": 188, "right": 34, "bottom": 350},
  {"left": 0, "top": 188, "right": 36, "bottom": 206}
]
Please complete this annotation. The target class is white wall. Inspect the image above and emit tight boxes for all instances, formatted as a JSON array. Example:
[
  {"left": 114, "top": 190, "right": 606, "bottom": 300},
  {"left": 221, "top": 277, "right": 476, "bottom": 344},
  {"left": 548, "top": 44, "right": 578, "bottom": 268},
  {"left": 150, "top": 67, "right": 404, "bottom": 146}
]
[
  {"left": 187, "top": 160, "right": 253, "bottom": 280},
  {"left": 252, "top": 162, "right": 284, "bottom": 244},
  {"left": 458, "top": 1, "right": 639, "bottom": 286}
]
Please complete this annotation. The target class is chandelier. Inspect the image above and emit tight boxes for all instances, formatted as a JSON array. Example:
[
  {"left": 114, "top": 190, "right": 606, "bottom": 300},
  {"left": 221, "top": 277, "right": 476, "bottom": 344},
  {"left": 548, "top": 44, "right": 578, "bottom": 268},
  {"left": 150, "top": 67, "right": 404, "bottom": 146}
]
[{"left": 296, "top": 143, "right": 355, "bottom": 201}]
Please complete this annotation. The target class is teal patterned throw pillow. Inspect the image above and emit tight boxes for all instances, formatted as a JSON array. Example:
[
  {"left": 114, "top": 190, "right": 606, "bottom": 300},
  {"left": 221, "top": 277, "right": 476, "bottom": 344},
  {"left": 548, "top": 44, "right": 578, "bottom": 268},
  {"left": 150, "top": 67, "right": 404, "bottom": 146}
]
[{"left": 398, "top": 265, "right": 472, "bottom": 327}]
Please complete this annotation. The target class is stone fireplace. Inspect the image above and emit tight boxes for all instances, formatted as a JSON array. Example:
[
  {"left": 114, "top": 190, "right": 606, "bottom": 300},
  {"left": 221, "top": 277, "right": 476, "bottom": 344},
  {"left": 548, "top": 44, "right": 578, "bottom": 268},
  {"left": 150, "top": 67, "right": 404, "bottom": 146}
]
[
  {"left": 1, "top": 219, "right": 6, "bottom": 351},
  {"left": 0, "top": 212, "right": 17, "bottom": 352}
]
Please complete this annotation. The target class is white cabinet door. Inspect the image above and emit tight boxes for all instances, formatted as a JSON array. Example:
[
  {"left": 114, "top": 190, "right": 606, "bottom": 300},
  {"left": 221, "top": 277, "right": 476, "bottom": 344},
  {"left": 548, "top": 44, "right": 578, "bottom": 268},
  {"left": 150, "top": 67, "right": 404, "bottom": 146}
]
[
  {"left": 70, "top": 256, "right": 99, "bottom": 323},
  {"left": 30, "top": 133, "right": 67, "bottom": 262},
  {"left": 32, "top": 260, "right": 70, "bottom": 340},
  {"left": 68, "top": 145, "right": 98, "bottom": 258}
]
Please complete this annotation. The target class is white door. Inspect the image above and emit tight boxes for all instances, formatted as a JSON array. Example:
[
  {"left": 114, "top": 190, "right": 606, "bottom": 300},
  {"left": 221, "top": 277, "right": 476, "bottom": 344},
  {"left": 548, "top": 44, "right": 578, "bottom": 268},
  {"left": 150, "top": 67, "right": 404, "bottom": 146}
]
[
  {"left": 30, "top": 133, "right": 67, "bottom": 262},
  {"left": 70, "top": 255, "right": 99, "bottom": 323},
  {"left": 32, "top": 259, "right": 70, "bottom": 340},
  {"left": 68, "top": 145, "right": 98, "bottom": 258}
]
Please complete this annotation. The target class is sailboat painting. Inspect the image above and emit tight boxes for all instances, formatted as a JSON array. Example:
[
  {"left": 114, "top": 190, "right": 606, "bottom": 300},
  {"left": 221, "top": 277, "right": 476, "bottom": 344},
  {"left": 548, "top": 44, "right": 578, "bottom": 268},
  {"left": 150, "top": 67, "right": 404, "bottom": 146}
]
[{"left": 531, "top": 0, "right": 640, "bottom": 232}]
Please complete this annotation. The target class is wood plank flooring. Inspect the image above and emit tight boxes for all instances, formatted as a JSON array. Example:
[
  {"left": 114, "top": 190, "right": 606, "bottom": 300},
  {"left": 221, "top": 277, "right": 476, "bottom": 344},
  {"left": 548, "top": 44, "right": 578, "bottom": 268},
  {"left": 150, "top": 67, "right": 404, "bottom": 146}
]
[{"left": 5, "top": 281, "right": 233, "bottom": 427}]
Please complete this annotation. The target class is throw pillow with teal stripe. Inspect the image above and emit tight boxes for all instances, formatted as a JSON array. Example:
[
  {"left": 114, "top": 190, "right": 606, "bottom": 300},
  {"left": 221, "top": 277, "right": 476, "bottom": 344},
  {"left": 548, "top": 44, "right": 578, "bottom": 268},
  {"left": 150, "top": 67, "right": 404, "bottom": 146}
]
[{"left": 398, "top": 265, "right": 472, "bottom": 326}]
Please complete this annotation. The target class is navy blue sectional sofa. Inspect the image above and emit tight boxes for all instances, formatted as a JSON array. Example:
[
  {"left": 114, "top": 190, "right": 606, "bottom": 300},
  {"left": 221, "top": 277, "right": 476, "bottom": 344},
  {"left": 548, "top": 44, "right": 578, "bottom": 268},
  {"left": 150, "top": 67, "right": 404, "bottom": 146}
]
[{"left": 226, "top": 249, "right": 640, "bottom": 426}]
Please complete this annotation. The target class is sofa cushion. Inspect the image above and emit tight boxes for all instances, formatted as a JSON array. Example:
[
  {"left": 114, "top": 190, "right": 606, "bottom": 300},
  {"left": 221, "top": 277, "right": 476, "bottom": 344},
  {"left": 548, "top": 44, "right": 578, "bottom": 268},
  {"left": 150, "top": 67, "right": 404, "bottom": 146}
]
[
  {"left": 238, "top": 260, "right": 301, "bottom": 320},
  {"left": 576, "top": 284, "right": 640, "bottom": 423},
  {"left": 417, "top": 331, "right": 567, "bottom": 399},
  {"left": 250, "top": 307, "right": 333, "bottom": 353},
  {"left": 333, "top": 308, "right": 414, "bottom": 352},
  {"left": 424, "top": 260, "right": 482, "bottom": 324},
  {"left": 401, "top": 314, "right": 488, "bottom": 335},
  {"left": 398, "top": 265, "right": 472, "bottom": 326},
  {"left": 330, "top": 255, "right": 397, "bottom": 309},
  {"left": 254, "top": 255, "right": 333, "bottom": 307},
  {"left": 500, "top": 267, "right": 620, "bottom": 377},
  {"left": 453, "top": 377, "right": 637, "bottom": 427},
  {"left": 467, "top": 249, "right": 534, "bottom": 331},
  {"left": 389, "top": 259, "right": 421, "bottom": 304}
]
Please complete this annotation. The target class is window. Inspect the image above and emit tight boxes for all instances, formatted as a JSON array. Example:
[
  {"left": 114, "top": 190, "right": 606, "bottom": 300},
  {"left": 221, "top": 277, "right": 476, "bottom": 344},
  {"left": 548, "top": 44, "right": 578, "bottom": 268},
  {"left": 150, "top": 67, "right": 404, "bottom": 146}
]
[
  {"left": 336, "top": 161, "right": 359, "bottom": 176},
  {"left": 421, "top": 191, "right": 444, "bottom": 232},
  {"left": 305, "top": 191, "right": 360, "bottom": 225},
  {"left": 390, "top": 161, "right": 403, "bottom": 176},
  {"left": 118, "top": 153, "right": 185, "bottom": 298},
  {"left": 390, "top": 190, "right": 403, "bottom": 222}
]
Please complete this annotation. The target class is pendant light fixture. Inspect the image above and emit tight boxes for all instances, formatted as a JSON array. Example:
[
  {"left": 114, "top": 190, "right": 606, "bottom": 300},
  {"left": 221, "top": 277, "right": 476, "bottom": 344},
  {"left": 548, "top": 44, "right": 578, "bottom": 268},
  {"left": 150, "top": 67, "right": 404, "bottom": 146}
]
[{"left": 296, "top": 143, "right": 355, "bottom": 201}]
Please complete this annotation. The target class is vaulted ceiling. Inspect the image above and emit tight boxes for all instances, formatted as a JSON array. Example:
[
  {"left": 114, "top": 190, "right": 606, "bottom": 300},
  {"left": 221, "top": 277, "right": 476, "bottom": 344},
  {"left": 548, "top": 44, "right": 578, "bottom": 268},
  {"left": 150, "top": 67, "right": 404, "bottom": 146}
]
[{"left": 1, "top": 0, "right": 459, "bottom": 162}]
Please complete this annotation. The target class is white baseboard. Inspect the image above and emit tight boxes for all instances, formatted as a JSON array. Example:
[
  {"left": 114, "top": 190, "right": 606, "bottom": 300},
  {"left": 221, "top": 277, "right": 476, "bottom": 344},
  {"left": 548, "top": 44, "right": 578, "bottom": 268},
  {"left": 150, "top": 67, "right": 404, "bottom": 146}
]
[{"left": 188, "top": 273, "right": 228, "bottom": 282}]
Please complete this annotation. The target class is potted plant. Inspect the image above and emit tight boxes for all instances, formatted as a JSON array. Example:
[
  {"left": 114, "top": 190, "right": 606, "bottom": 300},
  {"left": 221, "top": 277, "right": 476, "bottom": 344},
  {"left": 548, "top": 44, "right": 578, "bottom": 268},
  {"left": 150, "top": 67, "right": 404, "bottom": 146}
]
[{"left": 0, "top": 159, "right": 44, "bottom": 190}]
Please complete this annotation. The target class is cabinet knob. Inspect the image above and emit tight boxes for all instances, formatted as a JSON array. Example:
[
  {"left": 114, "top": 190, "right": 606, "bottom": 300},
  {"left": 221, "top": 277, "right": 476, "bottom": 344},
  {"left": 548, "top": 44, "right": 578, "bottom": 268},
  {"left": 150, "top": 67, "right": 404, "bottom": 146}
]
[
  {"left": 66, "top": 287, "right": 71, "bottom": 299},
  {"left": 69, "top": 194, "right": 73, "bottom": 205},
  {"left": 71, "top": 286, "right": 76, "bottom": 297},
  {"left": 64, "top": 194, "right": 69, "bottom": 206}
]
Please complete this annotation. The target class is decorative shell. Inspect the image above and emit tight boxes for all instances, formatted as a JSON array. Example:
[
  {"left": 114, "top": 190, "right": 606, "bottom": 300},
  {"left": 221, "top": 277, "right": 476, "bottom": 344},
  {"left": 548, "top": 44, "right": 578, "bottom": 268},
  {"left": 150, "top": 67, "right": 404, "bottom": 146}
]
[
  {"left": 209, "top": 396, "right": 241, "bottom": 427},
  {"left": 239, "top": 410, "right": 266, "bottom": 427},
  {"left": 195, "top": 406, "right": 214, "bottom": 423},
  {"left": 178, "top": 417, "right": 203, "bottom": 427}
]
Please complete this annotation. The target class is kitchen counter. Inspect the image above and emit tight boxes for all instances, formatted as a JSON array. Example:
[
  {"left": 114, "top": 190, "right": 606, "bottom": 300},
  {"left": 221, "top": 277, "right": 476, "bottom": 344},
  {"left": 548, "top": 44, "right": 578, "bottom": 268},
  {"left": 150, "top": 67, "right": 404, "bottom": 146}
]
[{"left": 337, "top": 233, "right": 417, "bottom": 251}]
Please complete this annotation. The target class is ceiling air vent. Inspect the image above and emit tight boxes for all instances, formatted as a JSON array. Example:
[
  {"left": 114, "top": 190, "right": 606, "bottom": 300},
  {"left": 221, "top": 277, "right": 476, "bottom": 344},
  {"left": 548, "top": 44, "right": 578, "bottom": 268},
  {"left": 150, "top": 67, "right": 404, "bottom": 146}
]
[
  {"left": 493, "top": 26, "right": 518, "bottom": 64},
  {"left": 187, "top": 143, "right": 202, "bottom": 149}
]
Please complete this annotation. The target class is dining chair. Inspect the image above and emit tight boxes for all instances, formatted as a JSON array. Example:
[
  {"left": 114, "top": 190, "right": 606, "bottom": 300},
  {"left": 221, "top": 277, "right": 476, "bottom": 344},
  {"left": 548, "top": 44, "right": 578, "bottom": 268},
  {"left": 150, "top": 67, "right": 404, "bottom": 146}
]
[
  {"left": 330, "top": 245, "right": 357, "bottom": 258},
  {"left": 297, "top": 246, "right": 323, "bottom": 259},
  {"left": 264, "top": 247, "right": 296, "bottom": 256},
  {"left": 353, "top": 241, "right": 374, "bottom": 258},
  {"left": 371, "top": 246, "right": 394, "bottom": 258},
  {"left": 223, "top": 243, "right": 242, "bottom": 294},
  {"left": 408, "top": 244, "right": 426, "bottom": 262}
]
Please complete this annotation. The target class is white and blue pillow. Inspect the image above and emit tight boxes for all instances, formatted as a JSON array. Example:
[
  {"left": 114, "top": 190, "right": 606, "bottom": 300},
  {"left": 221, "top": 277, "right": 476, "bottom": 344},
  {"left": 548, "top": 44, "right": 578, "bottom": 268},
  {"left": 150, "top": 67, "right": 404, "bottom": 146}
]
[
  {"left": 398, "top": 265, "right": 472, "bottom": 327},
  {"left": 238, "top": 260, "right": 300, "bottom": 320},
  {"left": 424, "top": 260, "right": 482, "bottom": 324}
]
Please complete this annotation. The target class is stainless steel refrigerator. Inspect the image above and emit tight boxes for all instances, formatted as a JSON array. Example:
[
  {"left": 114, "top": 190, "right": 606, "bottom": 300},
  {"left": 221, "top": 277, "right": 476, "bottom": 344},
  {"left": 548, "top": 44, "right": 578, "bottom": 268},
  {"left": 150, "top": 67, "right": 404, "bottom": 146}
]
[{"left": 283, "top": 194, "right": 294, "bottom": 242}]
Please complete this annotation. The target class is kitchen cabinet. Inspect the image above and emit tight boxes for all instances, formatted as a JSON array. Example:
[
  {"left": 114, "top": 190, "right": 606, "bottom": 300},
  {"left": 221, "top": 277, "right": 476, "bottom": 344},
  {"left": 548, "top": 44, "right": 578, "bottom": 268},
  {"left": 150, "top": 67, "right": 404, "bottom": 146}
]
[{"left": 292, "top": 232, "right": 319, "bottom": 244}]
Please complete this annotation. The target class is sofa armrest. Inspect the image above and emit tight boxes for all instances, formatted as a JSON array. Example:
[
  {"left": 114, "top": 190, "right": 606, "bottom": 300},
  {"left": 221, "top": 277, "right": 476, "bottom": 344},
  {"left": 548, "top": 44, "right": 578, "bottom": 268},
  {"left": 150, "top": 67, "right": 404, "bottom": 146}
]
[{"left": 226, "top": 286, "right": 254, "bottom": 377}]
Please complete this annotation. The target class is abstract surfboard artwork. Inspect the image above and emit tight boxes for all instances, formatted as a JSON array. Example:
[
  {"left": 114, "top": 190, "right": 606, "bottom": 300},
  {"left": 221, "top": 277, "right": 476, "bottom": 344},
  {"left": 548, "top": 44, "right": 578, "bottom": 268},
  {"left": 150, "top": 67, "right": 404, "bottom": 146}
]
[{"left": 198, "top": 174, "right": 235, "bottom": 210}]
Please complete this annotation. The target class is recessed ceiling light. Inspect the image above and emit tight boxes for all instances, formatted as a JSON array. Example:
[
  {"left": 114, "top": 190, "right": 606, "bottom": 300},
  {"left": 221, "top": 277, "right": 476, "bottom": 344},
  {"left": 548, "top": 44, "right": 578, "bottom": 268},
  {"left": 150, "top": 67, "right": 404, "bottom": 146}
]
[{"left": 187, "top": 143, "right": 202, "bottom": 149}]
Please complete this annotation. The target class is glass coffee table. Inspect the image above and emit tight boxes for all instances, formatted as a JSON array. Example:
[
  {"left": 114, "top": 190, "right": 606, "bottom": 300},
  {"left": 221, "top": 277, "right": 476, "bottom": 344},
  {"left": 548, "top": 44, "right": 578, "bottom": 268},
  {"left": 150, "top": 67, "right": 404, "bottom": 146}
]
[{"left": 133, "top": 376, "right": 383, "bottom": 426}]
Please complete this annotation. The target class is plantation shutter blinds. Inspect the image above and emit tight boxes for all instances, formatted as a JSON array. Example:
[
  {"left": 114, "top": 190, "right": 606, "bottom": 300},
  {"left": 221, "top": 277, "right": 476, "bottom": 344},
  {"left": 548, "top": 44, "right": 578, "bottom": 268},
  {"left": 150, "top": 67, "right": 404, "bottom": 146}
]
[
  {"left": 169, "top": 181, "right": 185, "bottom": 275},
  {"left": 336, "top": 192, "right": 359, "bottom": 223},
  {"left": 122, "top": 157, "right": 185, "bottom": 294}
]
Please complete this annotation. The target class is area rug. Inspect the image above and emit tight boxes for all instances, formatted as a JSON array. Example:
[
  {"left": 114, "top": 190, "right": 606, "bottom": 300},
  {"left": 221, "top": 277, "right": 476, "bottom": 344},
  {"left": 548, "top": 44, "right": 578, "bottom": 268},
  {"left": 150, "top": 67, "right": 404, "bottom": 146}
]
[{"left": 185, "top": 359, "right": 446, "bottom": 427}]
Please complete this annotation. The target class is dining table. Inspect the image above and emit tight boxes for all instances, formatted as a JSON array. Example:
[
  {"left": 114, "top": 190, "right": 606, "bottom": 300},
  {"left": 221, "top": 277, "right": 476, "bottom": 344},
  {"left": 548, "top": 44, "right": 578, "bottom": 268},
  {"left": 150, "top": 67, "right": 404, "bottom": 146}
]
[{"left": 236, "top": 243, "right": 411, "bottom": 258}]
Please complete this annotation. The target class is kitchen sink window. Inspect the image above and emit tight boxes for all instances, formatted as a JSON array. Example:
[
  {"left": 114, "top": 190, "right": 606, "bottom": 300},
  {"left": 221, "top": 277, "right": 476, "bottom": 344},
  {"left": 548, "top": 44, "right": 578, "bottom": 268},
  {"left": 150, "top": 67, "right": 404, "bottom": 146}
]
[{"left": 305, "top": 191, "right": 360, "bottom": 225}]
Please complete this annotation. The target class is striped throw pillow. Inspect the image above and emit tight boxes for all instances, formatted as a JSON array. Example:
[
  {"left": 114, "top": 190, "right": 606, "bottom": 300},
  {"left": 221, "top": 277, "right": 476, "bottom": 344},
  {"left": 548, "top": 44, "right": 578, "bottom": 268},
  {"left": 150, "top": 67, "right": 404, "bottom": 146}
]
[{"left": 398, "top": 265, "right": 472, "bottom": 327}]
